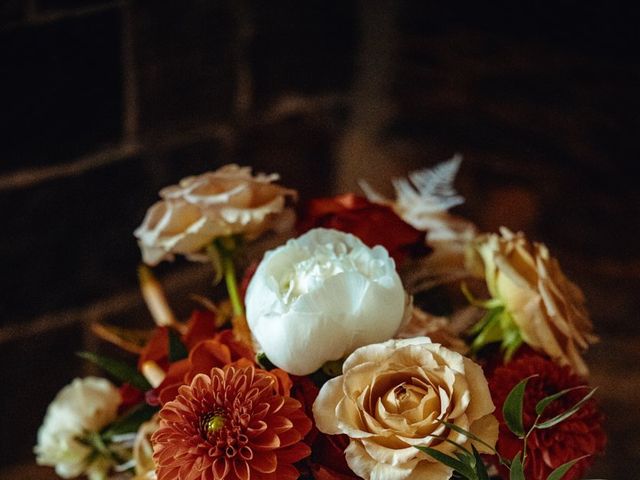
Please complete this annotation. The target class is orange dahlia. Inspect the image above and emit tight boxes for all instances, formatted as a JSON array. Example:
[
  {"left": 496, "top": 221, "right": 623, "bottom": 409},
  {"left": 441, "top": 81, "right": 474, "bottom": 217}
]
[{"left": 152, "top": 365, "right": 312, "bottom": 480}]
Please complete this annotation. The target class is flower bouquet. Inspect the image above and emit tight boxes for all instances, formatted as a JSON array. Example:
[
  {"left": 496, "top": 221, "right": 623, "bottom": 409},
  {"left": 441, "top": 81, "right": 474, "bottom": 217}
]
[{"left": 35, "top": 159, "right": 606, "bottom": 480}]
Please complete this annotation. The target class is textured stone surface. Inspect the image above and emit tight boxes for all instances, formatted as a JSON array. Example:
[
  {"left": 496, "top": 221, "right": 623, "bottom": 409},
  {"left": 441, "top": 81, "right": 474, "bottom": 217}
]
[
  {"left": 0, "top": 323, "right": 85, "bottom": 467},
  {"left": 0, "top": 156, "right": 152, "bottom": 324},
  {"left": 132, "top": 0, "right": 236, "bottom": 134},
  {"left": 250, "top": 0, "right": 357, "bottom": 105}
]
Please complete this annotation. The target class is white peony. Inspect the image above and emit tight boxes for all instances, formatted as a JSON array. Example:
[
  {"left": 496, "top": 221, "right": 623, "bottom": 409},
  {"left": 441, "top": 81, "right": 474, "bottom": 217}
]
[
  {"left": 35, "top": 377, "right": 121, "bottom": 479},
  {"left": 245, "top": 228, "right": 407, "bottom": 375}
]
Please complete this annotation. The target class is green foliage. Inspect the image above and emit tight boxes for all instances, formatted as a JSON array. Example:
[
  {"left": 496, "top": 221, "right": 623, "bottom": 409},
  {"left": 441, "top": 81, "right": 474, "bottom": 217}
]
[
  {"left": 545, "top": 456, "right": 590, "bottom": 480},
  {"left": 503, "top": 376, "right": 537, "bottom": 438},
  {"left": 535, "top": 388, "right": 597, "bottom": 430},
  {"left": 471, "top": 445, "right": 489, "bottom": 480},
  {"left": 101, "top": 403, "right": 157, "bottom": 440},
  {"left": 168, "top": 328, "right": 188, "bottom": 362},
  {"left": 77, "top": 351, "right": 151, "bottom": 391},
  {"left": 535, "top": 386, "right": 589, "bottom": 416},
  {"left": 256, "top": 352, "right": 276, "bottom": 371},
  {"left": 509, "top": 452, "right": 525, "bottom": 480},
  {"left": 462, "top": 283, "right": 523, "bottom": 361},
  {"left": 415, "top": 446, "right": 477, "bottom": 479}
]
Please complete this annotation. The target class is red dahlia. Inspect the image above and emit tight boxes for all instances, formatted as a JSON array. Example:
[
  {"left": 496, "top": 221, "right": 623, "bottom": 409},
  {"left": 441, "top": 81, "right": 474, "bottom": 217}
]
[
  {"left": 152, "top": 365, "right": 312, "bottom": 480},
  {"left": 489, "top": 353, "right": 606, "bottom": 480}
]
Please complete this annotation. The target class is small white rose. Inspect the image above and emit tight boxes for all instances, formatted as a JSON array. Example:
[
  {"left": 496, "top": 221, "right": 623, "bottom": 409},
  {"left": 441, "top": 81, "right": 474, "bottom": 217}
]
[
  {"left": 34, "top": 377, "right": 121, "bottom": 479},
  {"left": 245, "top": 228, "right": 407, "bottom": 375}
]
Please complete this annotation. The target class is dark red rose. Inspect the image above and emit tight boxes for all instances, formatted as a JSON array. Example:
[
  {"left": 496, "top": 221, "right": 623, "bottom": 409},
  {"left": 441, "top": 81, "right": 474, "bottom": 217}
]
[
  {"left": 489, "top": 353, "right": 606, "bottom": 480},
  {"left": 298, "top": 193, "right": 427, "bottom": 263},
  {"left": 118, "top": 383, "right": 145, "bottom": 412},
  {"left": 289, "top": 376, "right": 359, "bottom": 480}
]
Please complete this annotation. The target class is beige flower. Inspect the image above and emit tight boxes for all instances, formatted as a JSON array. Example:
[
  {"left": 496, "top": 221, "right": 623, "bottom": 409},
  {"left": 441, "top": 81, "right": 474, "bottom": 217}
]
[
  {"left": 135, "top": 164, "right": 296, "bottom": 266},
  {"left": 312, "top": 337, "right": 498, "bottom": 480},
  {"left": 132, "top": 416, "right": 159, "bottom": 480},
  {"left": 468, "top": 227, "right": 597, "bottom": 377}
]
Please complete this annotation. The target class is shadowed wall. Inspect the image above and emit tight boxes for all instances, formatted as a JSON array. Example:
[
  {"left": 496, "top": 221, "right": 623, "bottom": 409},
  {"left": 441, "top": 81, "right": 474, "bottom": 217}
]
[{"left": 1, "top": 1, "right": 638, "bottom": 477}]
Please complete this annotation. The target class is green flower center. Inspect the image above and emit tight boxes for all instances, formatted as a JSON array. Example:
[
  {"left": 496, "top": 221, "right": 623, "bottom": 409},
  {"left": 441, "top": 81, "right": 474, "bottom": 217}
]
[{"left": 199, "top": 408, "right": 227, "bottom": 438}]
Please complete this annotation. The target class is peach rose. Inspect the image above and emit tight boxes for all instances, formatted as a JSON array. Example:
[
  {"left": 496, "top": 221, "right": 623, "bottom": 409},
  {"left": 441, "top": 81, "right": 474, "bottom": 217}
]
[
  {"left": 467, "top": 227, "right": 597, "bottom": 376},
  {"left": 135, "top": 165, "right": 296, "bottom": 266},
  {"left": 312, "top": 337, "right": 498, "bottom": 480}
]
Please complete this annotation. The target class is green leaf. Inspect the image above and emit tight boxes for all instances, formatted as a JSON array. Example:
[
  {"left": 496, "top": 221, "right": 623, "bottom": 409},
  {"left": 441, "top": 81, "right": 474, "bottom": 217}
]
[
  {"left": 471, "top": 313, "right": 504, "bottom": 353},
  {"left": 415, "top": 446, "right": 477, "bottom": 479},
  {"left": 461, "top": 282, "right": 503, "bottom": 310},
  {"left": 77, "top": 352, "right": 151, "bottom": 391},
  {"left": 425, "top": 435, "right": 472, "bottom": 456},
  {"left": 535, "top": 388, "right": 597, "bottom": 429},
  {"left": 206, "top": 243, "right": 224, "bottom": 286},
  {"left": 501, "top": 325, "right": 523, "bottom": 361},
  {"left": 546, "top": 456, "right": 590, "bottom": 480},
  {"left": 503, "top": 376, "right": 537, "bottom": 438},
  {"left": 168, "top": 328, "right": 188, "bottom": 363},
  {"left": 472, "top": 445, "right": 489, "bottom": 480},
  {"left": 470, "top": 305, "right": 503, "bottom": 336},
  {"left": 256, "top": 352, "right": 276, "bottom": 371},
  {"left": 102, "top": 403, "right": 157, "bottom": 440},
  {"left": 535, "top": 386, "right": 590, "bottom": 416},
  {"left": 510, "top": 451, "right": 525, "bottom": 480},
  {"left": 437, "top": 420, "right": 498, "bottom": 455}
]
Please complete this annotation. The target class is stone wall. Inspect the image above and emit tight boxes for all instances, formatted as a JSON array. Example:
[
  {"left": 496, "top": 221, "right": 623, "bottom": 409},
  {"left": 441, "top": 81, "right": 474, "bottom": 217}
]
[{"left": 1, "top": 1, "right": 638, "bottom": 477}]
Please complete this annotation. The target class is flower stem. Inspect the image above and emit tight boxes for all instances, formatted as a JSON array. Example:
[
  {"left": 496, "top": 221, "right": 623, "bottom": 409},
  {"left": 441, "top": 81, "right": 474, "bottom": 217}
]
[{"left": 222, "top": 250, "right": 244, "bottom": 317}]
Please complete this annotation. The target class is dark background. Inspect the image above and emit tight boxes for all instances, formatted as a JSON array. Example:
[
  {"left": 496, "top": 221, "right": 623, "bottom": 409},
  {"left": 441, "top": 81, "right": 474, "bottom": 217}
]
[{"left": 1, "top": 1, "right": 638, "bottom": 478}]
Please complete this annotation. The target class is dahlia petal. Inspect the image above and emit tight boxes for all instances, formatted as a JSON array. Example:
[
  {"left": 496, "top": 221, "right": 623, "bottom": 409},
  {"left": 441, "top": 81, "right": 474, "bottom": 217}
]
[
  {"left": 252, "top": 451, "right": 278, "bottom": 473},
  {"left": 272, "top": 463, "right": 301, "bottom": 480},
  {"left": 248, "top": 420, "right": 268, "bottom": 436},
  {"left": 233, "top": 458, "right": 251, "bottom": 480},
  {"left": 276, "top": 443, "right": 311, "bottom": 464},
  {"left": 268, "top": 415, "right": 293, "bottom": 433},
  {"left": 276, "top": 427, "right": 302, "bottom": 447},
  {"left": 212, "top": 457, "right": 229, "bottom": 478},
  {"left": 251, "top": 430, "right": 280, "bottom": 450}
]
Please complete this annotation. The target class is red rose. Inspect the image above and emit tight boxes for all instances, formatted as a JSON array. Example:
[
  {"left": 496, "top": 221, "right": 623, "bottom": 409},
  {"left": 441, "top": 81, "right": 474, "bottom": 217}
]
[
  {"left": 489, "top": 353, "right": 606, "bottom": 480},
  {"left": 298, "top": 193, "right": 427, "bottom": 263},
  {"left": 289, "top": 376, "right": 359, "bottom": 480}
]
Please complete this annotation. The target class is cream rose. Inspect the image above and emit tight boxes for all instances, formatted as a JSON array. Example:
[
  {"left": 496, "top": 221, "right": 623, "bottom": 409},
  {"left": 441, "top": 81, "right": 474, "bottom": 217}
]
[
  {"left": 245, "top": 228, "right": 407, "bottom": 375},
  {"left": 135, "top": 164, "right": 296, "bottom": 266},
  {"left": 34, "top": 377, "right": 121, "bottom": 479},
  {"left": 468, "top": 227, "right": 597, "bottom": 377},
  {"left": 132, "top": 416, "right": 159, "bottom": 480},
  {"left": 313, "top": 337, "right": 498, "bottom": 480}
]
